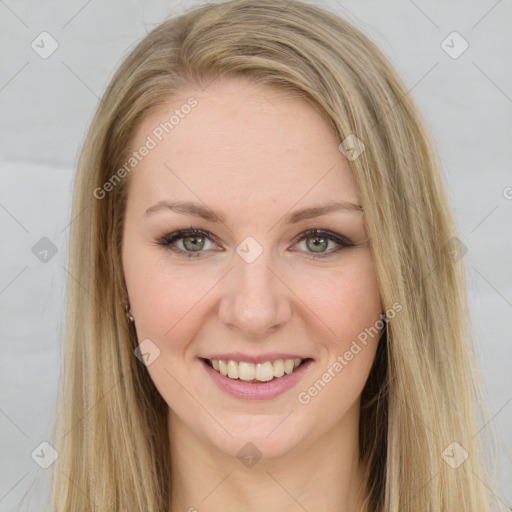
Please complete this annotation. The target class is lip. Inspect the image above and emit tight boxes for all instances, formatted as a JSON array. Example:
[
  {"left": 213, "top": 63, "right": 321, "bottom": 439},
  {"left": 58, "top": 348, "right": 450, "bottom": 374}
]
[
  {"left": 199, "top": 357, "right": 314, "bottom": 400},
  {"left": 201, "top": 353, "right": 309, "bottom": 364}
]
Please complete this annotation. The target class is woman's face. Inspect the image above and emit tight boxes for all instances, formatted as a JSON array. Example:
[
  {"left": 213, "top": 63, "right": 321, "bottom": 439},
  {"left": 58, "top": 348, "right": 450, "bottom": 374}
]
[{"left": 121, "top": 77, "right": 382, "bottom": 459}]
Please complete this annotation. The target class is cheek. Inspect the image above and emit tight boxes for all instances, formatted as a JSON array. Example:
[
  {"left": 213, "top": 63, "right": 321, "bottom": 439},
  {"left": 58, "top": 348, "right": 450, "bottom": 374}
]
[
  {"left": 122, "top": 236, "right": 224, "bottom": 354},
  {"left": 127, "top": 265, "right": 215, "bottom": 344},
  {"left": 291, "top": 253, "right": 382, "bottom": 404},
  {"left": 283, "top": 255, "right": 384, "bottom": 444},
  {"left": 294, "top": 251, "right": 382, "bottom": 343}
]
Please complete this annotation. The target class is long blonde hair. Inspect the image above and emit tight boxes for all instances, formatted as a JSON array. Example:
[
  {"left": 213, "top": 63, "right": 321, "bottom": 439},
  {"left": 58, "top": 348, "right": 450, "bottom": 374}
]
[{"left": 51, "top": 1, "right": 505, "bottom": 510}]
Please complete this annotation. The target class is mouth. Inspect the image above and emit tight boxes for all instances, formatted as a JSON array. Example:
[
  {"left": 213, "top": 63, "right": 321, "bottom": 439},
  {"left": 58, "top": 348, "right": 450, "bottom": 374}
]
[{"left": 200, "top": 357, "right": 313, "bottom": 383}]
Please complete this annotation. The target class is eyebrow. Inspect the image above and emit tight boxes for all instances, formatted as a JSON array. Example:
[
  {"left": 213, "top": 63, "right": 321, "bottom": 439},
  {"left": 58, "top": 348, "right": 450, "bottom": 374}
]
[{"left": 144, "top": 199, "right": 363, "bottom": 224}]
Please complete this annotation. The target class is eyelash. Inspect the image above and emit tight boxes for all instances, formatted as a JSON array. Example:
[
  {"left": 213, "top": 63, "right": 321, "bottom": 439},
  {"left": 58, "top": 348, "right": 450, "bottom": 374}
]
[{"left": 155, "top": 227, "right": 353, "bottom": 260}]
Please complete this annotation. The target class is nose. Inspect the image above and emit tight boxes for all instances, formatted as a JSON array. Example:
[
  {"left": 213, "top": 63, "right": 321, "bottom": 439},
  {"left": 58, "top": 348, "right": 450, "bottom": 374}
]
[{"left": 218, "top": 247, "right": 293, "bottom": 338}]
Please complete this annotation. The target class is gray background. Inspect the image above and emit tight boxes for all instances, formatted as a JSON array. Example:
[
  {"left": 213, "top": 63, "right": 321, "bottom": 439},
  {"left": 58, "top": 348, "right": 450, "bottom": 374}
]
[{"left": 0, "top": 0, "right": 511, "bottom": 510}]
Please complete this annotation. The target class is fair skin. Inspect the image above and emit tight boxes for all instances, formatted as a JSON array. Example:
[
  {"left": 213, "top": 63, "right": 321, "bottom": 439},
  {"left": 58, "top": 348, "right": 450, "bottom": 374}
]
[{"left": 122, "top": 77, "right": 382, "bottom": 512}]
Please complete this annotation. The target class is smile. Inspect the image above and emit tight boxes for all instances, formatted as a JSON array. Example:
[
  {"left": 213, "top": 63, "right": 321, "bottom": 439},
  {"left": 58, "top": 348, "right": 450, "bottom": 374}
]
[
  {"left": 200, "top": 356, "right": 314, "bottom": 400},
  {"left": 205, "top": 358, "right": 307, "bottom": 382}
]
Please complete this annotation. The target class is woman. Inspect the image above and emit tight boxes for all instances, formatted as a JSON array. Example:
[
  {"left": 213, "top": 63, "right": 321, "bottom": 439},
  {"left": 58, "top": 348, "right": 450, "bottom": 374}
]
[{"left": 51, "top": 0, "right": 505, "bottom": 510}]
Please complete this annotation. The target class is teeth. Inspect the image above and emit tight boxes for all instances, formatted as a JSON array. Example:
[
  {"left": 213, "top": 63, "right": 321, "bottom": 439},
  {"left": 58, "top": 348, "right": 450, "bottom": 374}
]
[
  {"left": 208, "top": 358, "right": 305, "bottom": 382},
  {"left": 255, "top": 361, "right": 274, "bottom": 381},
  {"left": 227, "top": 360, "right": 238, "bottom": 379},
  {"left": 239, "top": 361, "right": 255, "bottom": 381},
  {"left": 273, "top": 359, "right": 285, "bottom": 378}
]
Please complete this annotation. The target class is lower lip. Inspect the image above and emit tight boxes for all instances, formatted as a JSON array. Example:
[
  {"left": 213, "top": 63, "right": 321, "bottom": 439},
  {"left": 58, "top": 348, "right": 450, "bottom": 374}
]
[{"left": 200, "top": 358, "right": 314, "bottom": 400}]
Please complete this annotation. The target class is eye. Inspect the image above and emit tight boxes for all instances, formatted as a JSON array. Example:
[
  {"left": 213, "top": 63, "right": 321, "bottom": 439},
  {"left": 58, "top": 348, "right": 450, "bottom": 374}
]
[
  {"left": 156, "top": 228, "right": 219, "bottom": 258},
  {"left": 291, "top": 229, "right": 353, "bottom": 259},
  {"left": 155, "top": 227, "right": 353, "bottom": 259}
]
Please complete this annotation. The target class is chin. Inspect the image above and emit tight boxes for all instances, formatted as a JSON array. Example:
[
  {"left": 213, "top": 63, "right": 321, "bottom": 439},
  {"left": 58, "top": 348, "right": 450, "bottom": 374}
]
[{"left": 200, "top": 418, "right": 309, "bottom": 463}]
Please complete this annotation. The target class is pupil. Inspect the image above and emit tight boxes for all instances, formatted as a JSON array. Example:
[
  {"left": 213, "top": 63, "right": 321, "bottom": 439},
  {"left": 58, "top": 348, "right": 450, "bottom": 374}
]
[
  {"left": 308, "top": 236, "right": 327, "bottom": 252},
  {"left": 184, "top": 236, "right": 204, "bottom": 251}
]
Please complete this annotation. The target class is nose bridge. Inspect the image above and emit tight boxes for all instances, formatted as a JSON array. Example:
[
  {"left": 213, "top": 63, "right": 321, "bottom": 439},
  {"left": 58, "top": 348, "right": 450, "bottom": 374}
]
[{"left": 218, "top": 239, "right": 292, "bottom": 336}]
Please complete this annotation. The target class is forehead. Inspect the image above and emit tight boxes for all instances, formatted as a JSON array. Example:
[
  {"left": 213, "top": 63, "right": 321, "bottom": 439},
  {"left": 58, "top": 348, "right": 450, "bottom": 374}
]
[{"left": 126, "top": 78, "right": 359, "bottom": 214}]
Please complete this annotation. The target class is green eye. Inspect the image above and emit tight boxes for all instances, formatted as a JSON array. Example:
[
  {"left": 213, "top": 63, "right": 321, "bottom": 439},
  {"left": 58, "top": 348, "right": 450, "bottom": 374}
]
[
  {"left": 294, "top": 229, "right": 353, "bottom": 259},
  {"left": 157, "top": 228, "right": 215, "bottom": 257},
  {"left": 157, "top": 228, "right": 353, "bottom": 259},
  {"left": 304, "top": 235, "right": 329, "bottom": 253},
  {"left": 181, "top": 234, "right": 206, "bottom": 251}
]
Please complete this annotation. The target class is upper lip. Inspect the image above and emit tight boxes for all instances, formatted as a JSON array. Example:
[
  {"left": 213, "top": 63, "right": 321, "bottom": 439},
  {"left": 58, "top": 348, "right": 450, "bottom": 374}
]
[{"left": 201, "top": 353, "right": 312, "bottom": 364}]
